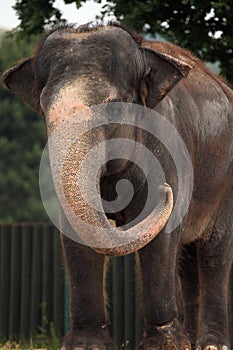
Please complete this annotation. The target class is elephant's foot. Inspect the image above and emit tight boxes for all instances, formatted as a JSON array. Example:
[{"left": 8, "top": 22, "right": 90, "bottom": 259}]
[
  {"left": 196, "top": 333, "right": 230, "bottom": 350},
  {"left": 61, "top": 325, "right": 114, "bottom": 350},
  {"left": 140, "top": 319, "right": 191, "bottom": 350}
]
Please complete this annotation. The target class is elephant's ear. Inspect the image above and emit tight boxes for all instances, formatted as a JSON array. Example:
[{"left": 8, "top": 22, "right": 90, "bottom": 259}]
[
  {"left": 2, "top": 56, "right": 42, "bottom": 114},
  {"left": 140, "top": 47, "right": 193, "bottom": 108}
]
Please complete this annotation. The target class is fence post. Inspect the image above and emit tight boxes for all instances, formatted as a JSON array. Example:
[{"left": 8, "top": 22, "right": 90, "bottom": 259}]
[
  {"left": 20, "top": 224, "right": 33, "bottom": 339},
  {"left": 0, "top": 225, "right": 11, "bottom": 340},
  {"left": 30, "top": 223, "right": 43, "bottom": 336},
  {"left": 9, "top": 225, "right": 22, "bottom": 339},
  {"left": 52, "top": 229, "right": 65, "bottom": 336}
]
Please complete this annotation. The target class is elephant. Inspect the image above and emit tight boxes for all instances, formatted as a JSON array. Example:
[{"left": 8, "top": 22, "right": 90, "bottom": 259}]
[{"left": 2, "top": 22, "right": 233, "bottom": 350}]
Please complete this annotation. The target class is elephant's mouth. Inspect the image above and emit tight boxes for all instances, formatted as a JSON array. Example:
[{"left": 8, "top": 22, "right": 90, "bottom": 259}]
[
  {"left": 45, "top": 84, "right": 174, "bottom": 256},
  {"left": 103, "top": 159, "right": 131, "bottom": 176}
]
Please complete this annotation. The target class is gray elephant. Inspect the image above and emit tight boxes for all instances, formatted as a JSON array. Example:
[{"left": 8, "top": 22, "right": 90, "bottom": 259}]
[{"left": 2, "top": 23, "right": 233, "bottom": 350}]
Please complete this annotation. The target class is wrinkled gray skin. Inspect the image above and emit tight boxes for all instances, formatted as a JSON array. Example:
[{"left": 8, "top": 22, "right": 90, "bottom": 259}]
[{"left": 2, "top": 23, "right": 233, "bottom": 350}]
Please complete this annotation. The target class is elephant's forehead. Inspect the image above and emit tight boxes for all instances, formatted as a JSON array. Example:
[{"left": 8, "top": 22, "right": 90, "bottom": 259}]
[
  {"left": 46, "top": 29, "right": 90, "bottom": 42},
  {"left": 44, "top": 25, "right": 135, "bottom": 47}
]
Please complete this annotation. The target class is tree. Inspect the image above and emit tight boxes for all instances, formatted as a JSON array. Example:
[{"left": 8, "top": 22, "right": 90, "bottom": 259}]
[
  {"left": 105, "top": 0, "right": 233, "bottom": 83},
  {"left": 13, "top": 0, "right": 233, "bottom": 83},
  {"left": 0, "top": 33, "right": 48, "bottom": 222}
]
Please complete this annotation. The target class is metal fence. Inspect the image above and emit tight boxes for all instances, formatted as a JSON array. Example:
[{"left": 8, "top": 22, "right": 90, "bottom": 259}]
[
  {"left": 0, "top": 223, "right": 143, "bottom": 349},
  {"left": 1, "top": 224, "right": 231, "bottom": 349},
  {"left": 0, "top": 224, "right": 65, "bottom": 340}
]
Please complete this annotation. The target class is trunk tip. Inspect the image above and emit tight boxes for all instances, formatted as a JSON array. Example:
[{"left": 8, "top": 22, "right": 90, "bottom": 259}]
[{"left": 159, "top": 182, "right": 172, "bottom": 193}]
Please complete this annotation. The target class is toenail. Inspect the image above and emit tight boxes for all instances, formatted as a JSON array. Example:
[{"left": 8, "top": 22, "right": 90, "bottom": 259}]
[
  {"left": 222, "top": 346, "right": 228, "bottom": 350},
  {"left": 204, "top": 346, "right": 218, "bottom": 350}
]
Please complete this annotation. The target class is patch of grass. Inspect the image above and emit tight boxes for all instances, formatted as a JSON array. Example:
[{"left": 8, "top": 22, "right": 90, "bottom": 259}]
[
  {"left": 0, "top": 323, "right": 59, "bottom": 350},
  {"left": 0, "top": 339, "right": 46, "bottom": 349},
  {"left": 0, "top": 304, "right": 60, "bottom": 350},
  {"left": 33, "top": 304, "right": 60, "bottom": 350}
]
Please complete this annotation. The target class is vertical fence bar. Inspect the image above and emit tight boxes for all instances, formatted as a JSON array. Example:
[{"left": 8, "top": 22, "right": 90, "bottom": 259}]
[
  {"left": 53, "top": 229, "right": 65, "bottom": 336},
  {"left": 134, "top": 279, "right": 143, "bottom": 348},
  {"left": 123, "top": 254, "right": 135, "bottom": 349},
  {"left": 63, "top": 272, "right": 70, "bottom": 335},
  {"left": 112, "top": 257, "right": 124, "bottom": 349},
  {"left": 9, "top": 225, "right": 22, "bottom": 339},
  {"left": 0, "top": 225, "right": 11, "bottom": 340},
  {"left": 41, "top": 224, "right": 54, "bottom": 329},
  {"left": 30, "top": 223, "right": 43, "bottom": 335},
  {"left": 106, "top": 258, "right": 113, "bottom": 338},
  {"left": 134, "top": 253, "right": 143, "bottom": 349},
  {"left": 20, "top": 224, "right": 33, "bottom": 339}
]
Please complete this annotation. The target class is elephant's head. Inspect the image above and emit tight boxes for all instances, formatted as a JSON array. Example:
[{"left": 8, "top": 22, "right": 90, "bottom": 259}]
[{"left": 2, "top": 23, "right": 191, "bottom": 256}]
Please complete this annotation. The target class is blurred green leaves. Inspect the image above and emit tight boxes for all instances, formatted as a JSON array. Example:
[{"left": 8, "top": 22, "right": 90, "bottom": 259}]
[
  {"left": 0, "top": 32, "right": 48, "bottom": 222},
  {"left": 103, "top": 0, "right": 233, "bottom": 83}
]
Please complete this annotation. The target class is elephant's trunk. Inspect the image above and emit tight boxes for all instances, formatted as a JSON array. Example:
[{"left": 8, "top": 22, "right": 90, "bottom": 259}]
[
  {"left": 46, "top": 86, "right": 174, "bottom": 256},
  {"left": 62, "top": 138, "right": 173, "bottom": 255}
]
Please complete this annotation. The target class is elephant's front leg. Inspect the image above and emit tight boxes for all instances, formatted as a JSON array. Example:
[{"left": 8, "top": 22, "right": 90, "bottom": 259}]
[
  {"left": 61, "top": 234, "right": 113, "bottom": 350},
  {"left": 138, "top": 231, "right": 190, "bottom": 350}
]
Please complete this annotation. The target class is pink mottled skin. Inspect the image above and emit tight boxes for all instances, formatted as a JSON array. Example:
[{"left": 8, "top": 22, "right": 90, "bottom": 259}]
[{"left": 46, "top": 85, "right": 90, "bottom": 134}]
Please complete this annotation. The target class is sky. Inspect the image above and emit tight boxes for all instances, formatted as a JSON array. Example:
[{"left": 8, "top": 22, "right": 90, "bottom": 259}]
[{"left": 0, "top": 0, "right": 114, "bottom": 29}]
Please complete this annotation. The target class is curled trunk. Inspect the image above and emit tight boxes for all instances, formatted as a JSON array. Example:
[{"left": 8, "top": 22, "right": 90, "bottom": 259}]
[{"left": 49, "top": 129, "right": 173, "bottom": 256}]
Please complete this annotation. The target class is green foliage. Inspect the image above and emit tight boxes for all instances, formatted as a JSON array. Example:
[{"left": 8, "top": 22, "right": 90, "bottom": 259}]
[
  {"left": 14, "top": 0, "right": 64, "bottom": 36},
  {"left": 103, "top": 0, "right": 233, "bottom": 83},
  {"left": 13, "top": 0, "right": 83, "bottom": 36},
  {"left": 34, "top": 303, "right": 60, "bottom": 350},
  {"left": 0, "top": 304, "right": 59, "bottom": 350},
  {"left": 13, "top": 0, "right": 233, "bottom": 83},
  {"left": 0, "top": 33, "right": 49, "bottom": 222}
]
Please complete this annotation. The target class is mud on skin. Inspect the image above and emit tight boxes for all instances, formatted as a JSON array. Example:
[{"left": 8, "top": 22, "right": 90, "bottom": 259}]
[{"left": 2, "top": 22, "right": 233, "bottom": 350}]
